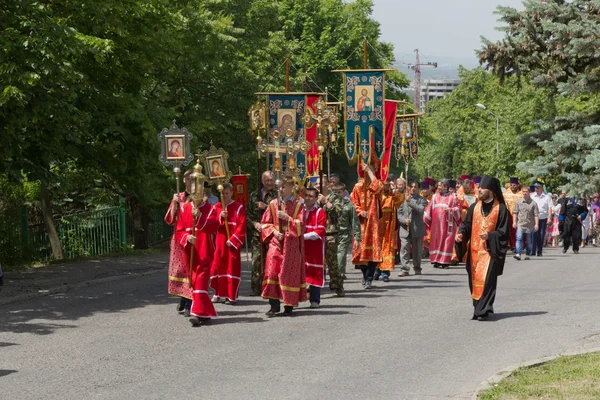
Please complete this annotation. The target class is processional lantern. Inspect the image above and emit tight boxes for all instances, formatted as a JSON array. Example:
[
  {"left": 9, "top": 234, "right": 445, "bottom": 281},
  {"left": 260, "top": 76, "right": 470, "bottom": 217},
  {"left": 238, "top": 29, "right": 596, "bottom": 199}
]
[{"left": 190, "top": 158, "right": 206, "bottom": 205}]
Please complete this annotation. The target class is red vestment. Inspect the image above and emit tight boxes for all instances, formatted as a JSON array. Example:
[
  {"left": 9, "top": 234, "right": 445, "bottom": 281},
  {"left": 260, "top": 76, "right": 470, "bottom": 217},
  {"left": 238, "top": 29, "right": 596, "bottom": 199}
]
[
  {"left": 424, "top": 191, "right": 460, "bottom": 264},
  {"left": 209, "top": 201, "right": 247, "bottom": 302},
  {"left": 261, "top": 198, "right": 307, "bottom": 307},
  {"left": 379, "top": 192, "right": 405, "bottom": 271},
  {"left": 175, "top": 201, "right": 220, "bottom": 318},
  {"left": 165, "top": 193, "right": 192, "bottom": 299},
  {"left": 303, "top": 204, "right": 326, "bottom": 287},
  {"left": 350, "top": 178, "right": 384, "bottom": 264}
]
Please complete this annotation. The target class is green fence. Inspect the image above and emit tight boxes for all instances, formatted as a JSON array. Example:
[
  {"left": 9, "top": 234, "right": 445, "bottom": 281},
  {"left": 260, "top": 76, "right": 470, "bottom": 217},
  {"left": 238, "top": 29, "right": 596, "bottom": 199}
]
[{"left": 0, "top": 206, "right": 171, "bottom": 267}]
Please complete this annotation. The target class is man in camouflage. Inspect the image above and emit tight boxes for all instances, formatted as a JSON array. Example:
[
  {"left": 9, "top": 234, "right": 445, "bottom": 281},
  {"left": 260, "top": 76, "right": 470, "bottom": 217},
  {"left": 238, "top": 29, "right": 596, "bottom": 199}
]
[
  {"left": 333, "top": 182, "right": 361, "bottom": 295},
  {"left": 247, "top": 171, "right": 278, "bottom": 295},
  {"left": 318, "top": 176, "right": 344, "bottom": 296}
]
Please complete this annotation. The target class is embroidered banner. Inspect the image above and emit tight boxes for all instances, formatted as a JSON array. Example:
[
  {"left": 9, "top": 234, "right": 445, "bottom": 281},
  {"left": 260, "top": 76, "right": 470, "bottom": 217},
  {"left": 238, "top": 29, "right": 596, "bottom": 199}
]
[
  {"left": 396, "top": 115, "right": 418, "bottom": 163},
  {"left": 266, "top": 94, "right": 315, "bottom": 180},
  {"left": 343, "top": 71, "right": 385, "bottom": 164},
  {"left": 305, "top": 95, "right": 320, "bottom": 176}
]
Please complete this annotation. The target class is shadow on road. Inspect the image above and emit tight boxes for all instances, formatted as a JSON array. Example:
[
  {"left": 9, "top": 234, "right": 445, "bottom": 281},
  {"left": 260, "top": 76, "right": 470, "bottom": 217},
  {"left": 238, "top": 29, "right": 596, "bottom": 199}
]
[
  {"left": 208, "top": 317, "right": 268, "bottom": 326},
  {"left": 490, "top": 311, "right": 548, "bottom": 321},
  {"left": 0, "top": 370, "right": 18, "bottom": 378},
  {"left": 0, "top": 281, "right": 174, "bottom": 336}
]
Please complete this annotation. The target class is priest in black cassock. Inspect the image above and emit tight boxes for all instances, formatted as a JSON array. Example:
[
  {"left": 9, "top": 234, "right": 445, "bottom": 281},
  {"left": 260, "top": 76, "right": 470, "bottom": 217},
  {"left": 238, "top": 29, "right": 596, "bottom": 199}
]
[{"left": 455, "top": 175, "right": 509, "bottom": 321}]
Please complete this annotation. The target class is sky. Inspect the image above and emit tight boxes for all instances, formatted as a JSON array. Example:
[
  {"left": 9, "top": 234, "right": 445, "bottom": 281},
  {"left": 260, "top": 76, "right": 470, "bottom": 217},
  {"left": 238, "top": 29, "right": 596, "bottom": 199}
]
[{"left": 371, "top": 0, "right": 526, "bottom": 68}]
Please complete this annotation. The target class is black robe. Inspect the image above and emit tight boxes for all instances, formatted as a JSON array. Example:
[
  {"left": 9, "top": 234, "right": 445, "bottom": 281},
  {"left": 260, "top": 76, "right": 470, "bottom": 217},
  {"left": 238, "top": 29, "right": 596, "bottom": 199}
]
[
  {"left": 561, "top": 200, "right": 588, "bottom": 252},
  {"left": 455, "top": 200, "right": 509, "bottom": 318}
]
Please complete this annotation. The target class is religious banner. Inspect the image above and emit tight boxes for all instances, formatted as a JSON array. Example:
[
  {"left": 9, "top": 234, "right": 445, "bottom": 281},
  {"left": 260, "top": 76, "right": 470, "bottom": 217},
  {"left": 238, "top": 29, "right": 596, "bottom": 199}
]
[
  {"left": 379, "top": 100, "right": 398, "bottom": 181},
  {"left": 396, "top": 115, "right": 418, "bottom": 163},
  {"left": 357, "top": 100, "right": 397, "bottom": 180},
  {"left": 340, "top": 70, "right": 386, "bottom": 164},
  {"left": 231, "top": 174, "right": 248, "bottom": 204},
  {"left": 260, "top": 93, "right": 319, "bottom": 180},
  {"left": 304, "top": 96, "right": 320, "bottom": 176}
]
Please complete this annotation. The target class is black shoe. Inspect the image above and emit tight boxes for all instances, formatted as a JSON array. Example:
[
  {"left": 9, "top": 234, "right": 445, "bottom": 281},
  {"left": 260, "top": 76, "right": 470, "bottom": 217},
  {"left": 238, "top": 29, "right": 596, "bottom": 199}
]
[
  {"left": 282, "top": 306, "right": 293, "bottom": 316},
  {"left": 382, "top": 275, "right": 390, "bottom": 282},
  {"left": 471, "top": 315, "right": 477, "bottom": 320},
  {"left": 265, "top": 309, "right": 278, "bottom": 317},
  {"left": 450, "top": 260, "right": 459, "bottom": 266},
  {"left": 373, "top": 273, "right": 380, "bottom": 281},
  {"left": 177, "top": 298, "right": 186, "bottom": 313},
  {"left": 432, "top": 263, "right": 440, "bottom": 268},
  {"left": 189, "top": 316, "right": 201, "bottom": 327},
  {"left": 574, "top": 250, "right": 579, "bottom": 254},
  {"left": 562, "top": 249, "right": 567, "bottom": 254},
  {"left": 477, "top": 315, "right": 488, "bottom": 321},
  {"left": 183, "top": 309, "right": 190, "bottom": 317},
  {"left": 441, "top": 264, "right": 449, "bottom": 269}
]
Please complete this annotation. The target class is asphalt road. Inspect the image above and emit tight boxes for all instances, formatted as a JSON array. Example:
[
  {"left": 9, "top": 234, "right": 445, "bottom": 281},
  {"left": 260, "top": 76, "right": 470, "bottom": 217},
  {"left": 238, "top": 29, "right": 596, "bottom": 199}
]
[{"left": 1, "top": 246, "right": 599, "bottom": 399}]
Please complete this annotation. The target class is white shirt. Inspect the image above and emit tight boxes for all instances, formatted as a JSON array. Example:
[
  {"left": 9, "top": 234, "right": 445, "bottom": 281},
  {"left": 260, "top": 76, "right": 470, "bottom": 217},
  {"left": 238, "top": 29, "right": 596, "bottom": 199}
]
[{"left": 531, "top": 191, "right": 553, "bottom": 220}]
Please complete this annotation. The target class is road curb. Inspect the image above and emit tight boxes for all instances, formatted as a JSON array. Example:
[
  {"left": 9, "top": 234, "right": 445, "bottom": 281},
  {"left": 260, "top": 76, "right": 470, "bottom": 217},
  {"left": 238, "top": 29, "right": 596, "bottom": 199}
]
[
  {"left": 471, "top": 346, "right": 600, "bottom": 399},
  {"left": 0, "top": 267, "right": 166, "bottom": 307}
]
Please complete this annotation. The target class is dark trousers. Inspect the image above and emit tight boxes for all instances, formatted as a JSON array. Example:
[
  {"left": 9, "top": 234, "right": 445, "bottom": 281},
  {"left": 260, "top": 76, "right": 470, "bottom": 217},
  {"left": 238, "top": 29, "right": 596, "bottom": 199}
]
[
  {"left": 360, "top": 262, "right": 377, "bottom": 283},
  {"left": 309, "top": 286, "right": 321, "bottom": 304},
  {"left": 532, "top": 218, "right": 548, "bottom": 256},
  {"left": 563, "top": 221, "right": 583, "bottom": 252}
]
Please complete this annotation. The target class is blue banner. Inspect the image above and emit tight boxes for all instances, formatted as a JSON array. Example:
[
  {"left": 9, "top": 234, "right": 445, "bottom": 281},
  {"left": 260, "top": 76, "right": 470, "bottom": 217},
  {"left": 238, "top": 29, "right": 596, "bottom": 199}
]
[
  {"left": 266, "top": 94, "right": 308, "bottom": 180},
  {"left": 344, "top": 71, "right": 385, "bottom": 163}
]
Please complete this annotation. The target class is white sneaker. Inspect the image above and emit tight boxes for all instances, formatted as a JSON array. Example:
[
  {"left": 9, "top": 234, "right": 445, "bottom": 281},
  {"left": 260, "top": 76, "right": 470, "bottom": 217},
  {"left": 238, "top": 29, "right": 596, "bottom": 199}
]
[
  {"left": 211, "top": 296, "right": 221, "bottom": 303},
  {"left": 513, "top": 254, "right": 521, "bottom": 261},
  {"left": 524, "top": 256, "right": 530, "bottom": 260},
  {"left": 309, "top": 302, "right": 320, "bottom": 309}
]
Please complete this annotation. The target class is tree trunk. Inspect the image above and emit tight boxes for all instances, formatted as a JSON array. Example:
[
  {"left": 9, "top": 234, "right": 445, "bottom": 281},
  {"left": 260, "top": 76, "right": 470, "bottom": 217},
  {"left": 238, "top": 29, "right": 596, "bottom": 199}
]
[
  {"left": 40, "top": 183, "right": 64, "bottom": 260},
  {"left": 129, "top": 197, "right": 149, "bottom": 249}
]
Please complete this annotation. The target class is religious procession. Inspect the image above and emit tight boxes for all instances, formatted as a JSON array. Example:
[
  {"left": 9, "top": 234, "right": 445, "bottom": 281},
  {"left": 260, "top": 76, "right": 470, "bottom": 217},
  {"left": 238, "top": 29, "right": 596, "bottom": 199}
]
[{"left": 160, "top": 50, "right": 598, "bottom": 328}]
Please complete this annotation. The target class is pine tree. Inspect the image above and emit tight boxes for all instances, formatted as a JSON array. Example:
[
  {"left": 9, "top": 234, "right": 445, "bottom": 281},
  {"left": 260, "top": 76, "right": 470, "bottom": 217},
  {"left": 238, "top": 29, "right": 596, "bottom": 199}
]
[{"left": 478, "top": 0, "right": 600, "bottom": 195}]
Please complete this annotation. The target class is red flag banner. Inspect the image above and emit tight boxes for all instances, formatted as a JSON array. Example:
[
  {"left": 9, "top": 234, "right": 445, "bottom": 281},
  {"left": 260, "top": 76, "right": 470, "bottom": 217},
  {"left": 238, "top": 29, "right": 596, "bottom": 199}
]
[
  {"left": 379, "top": 100, "right": 398, "bottom": 181},
  {"left": 306, "top": 95, "right": 320, "bottom": 175},
  {"left": 231, "top": 175, "right": 248, "bottom": 204}
]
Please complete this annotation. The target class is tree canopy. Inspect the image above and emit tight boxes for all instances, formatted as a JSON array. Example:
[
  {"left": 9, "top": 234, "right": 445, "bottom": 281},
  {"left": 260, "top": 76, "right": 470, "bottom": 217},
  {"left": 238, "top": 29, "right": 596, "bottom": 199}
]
[{"left": 478, "top": 0, "right": 600, "bottom": 195}]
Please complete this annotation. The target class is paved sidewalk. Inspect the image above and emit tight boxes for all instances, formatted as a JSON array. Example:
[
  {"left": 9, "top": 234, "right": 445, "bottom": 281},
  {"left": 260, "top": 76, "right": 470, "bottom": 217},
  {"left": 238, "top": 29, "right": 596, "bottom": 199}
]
[{"left": 0, "top": 251, "right": 171, "bottom": 306}]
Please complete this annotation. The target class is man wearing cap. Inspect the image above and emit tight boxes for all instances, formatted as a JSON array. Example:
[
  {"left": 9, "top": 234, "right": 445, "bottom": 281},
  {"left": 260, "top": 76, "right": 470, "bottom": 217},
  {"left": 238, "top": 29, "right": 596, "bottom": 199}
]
[
  {"left": 504, "top": 177, "right": 523, "bottom": 251},
  {"left": 456, "top": 175, "right": 509, "bottom": 321},
  {"left": 530, "top": 181, "right": 553, "bottom": 257}
]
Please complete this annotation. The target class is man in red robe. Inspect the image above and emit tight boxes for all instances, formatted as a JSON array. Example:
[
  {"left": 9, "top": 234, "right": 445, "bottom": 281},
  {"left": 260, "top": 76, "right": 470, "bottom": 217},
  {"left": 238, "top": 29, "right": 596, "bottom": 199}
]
[
  {"left": 261, "top": 174, "right": 307, "bottom": 316},
  {"left": 175, "top": 197, "right": 220, "bottom": 327},
  {"left": 210, "top": 183, "right": 247, "bottom": 305},
  {"left": 303, "top": 187, "right": 326, "bottom": 308},
  {"left": 165, "top": 170, "right": 194, "bottom": 315},
  {"left": 350, "top": 164, "right": 383, "bottom": 289},
  {"left": 424, "top": 179, "right": 461, "bottom": 268}
]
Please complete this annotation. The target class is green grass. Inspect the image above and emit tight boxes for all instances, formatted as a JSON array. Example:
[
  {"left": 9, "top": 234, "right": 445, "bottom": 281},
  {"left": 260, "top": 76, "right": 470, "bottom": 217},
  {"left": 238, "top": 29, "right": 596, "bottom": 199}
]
[{"left": 480, "top": 352, "right": 600, "bottom": 400}]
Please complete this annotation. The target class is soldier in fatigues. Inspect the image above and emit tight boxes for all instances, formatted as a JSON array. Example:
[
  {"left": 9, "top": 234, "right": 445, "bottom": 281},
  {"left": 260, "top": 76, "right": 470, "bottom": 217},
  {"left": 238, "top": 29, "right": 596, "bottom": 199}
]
[
  {"left": 318, "top": 176, "right": 344, "bottom": 296},
  {"left": 247, "top": 171, "right": 278, "bottom": 295},
  {"left": 333, "top": 182, "right": 361, "bottom": 294}
]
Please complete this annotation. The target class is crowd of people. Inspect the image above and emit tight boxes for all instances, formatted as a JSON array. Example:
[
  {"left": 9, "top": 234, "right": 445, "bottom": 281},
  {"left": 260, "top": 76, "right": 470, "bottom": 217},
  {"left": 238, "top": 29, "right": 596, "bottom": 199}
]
[{"left": 164, "top": 168, "right": 599, "bottom": 326}]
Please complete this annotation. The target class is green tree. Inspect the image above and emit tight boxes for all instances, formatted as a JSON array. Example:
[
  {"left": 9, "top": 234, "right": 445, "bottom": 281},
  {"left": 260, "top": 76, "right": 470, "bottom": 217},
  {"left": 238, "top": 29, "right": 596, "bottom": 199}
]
[
  {"left": 415, "top": 67, "right": 551, "bottom": 183},
  {"left": 478, "top": 0, "right": 600, "bottom": 195}
]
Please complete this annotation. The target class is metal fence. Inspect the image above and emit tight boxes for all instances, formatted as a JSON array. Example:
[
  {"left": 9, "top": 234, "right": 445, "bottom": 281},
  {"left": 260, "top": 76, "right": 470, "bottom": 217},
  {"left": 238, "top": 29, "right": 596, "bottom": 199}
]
[{"left": 0, "top": 206, "right": 171, "bottom": 267}]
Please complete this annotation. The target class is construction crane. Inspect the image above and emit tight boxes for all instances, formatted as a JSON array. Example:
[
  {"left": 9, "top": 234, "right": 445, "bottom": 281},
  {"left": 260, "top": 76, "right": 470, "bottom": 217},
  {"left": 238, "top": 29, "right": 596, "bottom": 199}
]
[{"left": 393, "top": 49, "right": 438, "bottom": 112}]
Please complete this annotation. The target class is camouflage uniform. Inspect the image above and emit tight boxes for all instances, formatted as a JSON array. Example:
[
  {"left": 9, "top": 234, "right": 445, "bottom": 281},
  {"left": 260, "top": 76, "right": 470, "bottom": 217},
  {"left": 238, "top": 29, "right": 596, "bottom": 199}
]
[
  {"left": 338, "top": 197, "right": 362, "bottom": 277},
  {"left": 322, "top": 192, "right": 343, "bottom": 293},
  {"left": 247, "top": 187, "right": 278, "bottom": 295}
]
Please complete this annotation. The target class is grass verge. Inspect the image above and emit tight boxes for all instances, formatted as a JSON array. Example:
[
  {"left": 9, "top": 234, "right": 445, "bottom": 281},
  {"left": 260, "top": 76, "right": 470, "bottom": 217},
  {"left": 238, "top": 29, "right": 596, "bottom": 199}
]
[{"left": 479, "top": 351, "right": 600, "bottom": 399}]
